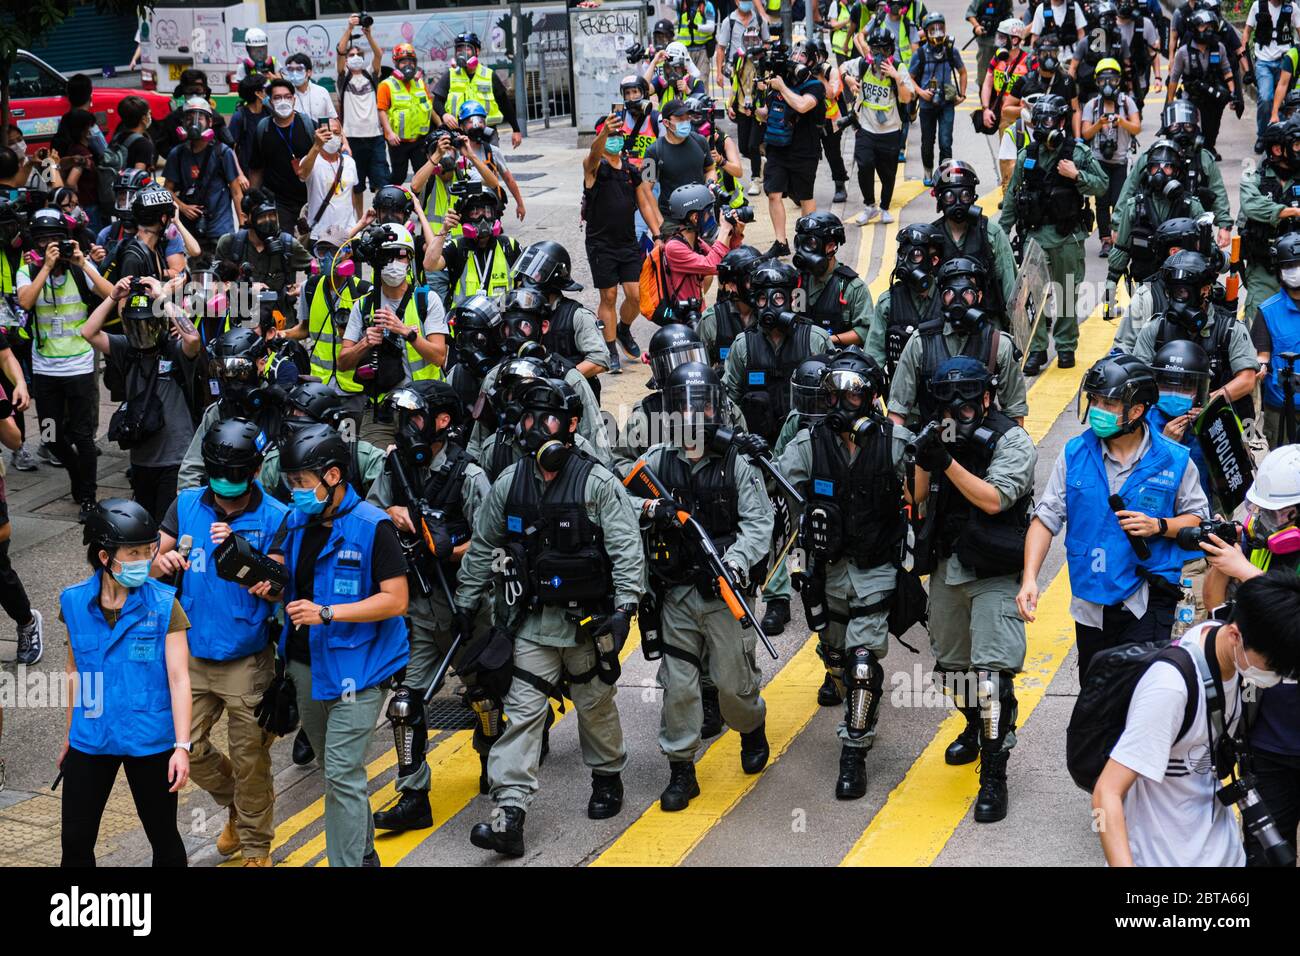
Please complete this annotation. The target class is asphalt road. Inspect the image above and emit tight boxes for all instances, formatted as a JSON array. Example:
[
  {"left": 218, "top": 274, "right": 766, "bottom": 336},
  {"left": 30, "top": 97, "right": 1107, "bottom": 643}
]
[{"left": 0, "top": 0, "right": 1260, "bottom": 867}]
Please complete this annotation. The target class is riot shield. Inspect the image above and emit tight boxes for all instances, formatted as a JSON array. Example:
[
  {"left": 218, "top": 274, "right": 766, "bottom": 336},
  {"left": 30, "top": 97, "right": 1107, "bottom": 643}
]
[{"left": 1008, "top": 237, "right": 1051, "bottom": 364}]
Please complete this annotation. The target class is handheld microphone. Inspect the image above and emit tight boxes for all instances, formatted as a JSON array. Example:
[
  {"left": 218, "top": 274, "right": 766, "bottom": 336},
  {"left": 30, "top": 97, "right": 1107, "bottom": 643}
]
[
  {"left": 170, "top": 534, "right": 194, "bottom": 590},
  {"left": 1109, "top": 494, "right": 1151, "bottom": 560}
]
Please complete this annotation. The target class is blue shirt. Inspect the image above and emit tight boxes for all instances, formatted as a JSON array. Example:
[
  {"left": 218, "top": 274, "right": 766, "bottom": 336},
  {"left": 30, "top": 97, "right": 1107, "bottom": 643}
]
[{"left": 163, "top": 142, "right": 240, "bottom": 237}]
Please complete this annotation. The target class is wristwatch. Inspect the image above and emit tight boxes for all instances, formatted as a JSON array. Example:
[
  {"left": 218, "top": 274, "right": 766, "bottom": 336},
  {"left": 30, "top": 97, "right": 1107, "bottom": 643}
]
[
  {"left": 1157, "top": 517, "right": 1169, "bottom": 537},
  {"left": 320, "top": 605, "right": 334, "bottom": 625},
  {"left": 405, "top": 328, "right": 418, "bottom": 344},
  {"left": 174, "top": 741, "right": 192, "bottom": 753}
]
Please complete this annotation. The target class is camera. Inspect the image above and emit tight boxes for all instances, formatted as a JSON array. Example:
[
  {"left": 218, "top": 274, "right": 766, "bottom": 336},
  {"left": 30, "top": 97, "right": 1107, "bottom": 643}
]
[
  {"left": 58, "top": 239, "right": 75, "bottom": 259},
  {"left": 670, "top": 298, "right": 703, "bottom": 325},
  {"left": 756, "top": 42, "right": 794, "bottom": 81},
  {"left": 1218, "top": 774, "right": 1297, "bottom": 867},
  {"left": 353, "top": 223, "right": 390, "bottom": 268},
  {"left": 449, "top": 178, "right": 485, "bottom": 214},
  {"left": 1099, "top": 135, "right": 1118, "bottom": 160},
  {"left": 626, "top": 42, "right": 647, "bottom": 64},
  {"left": 723, "top": 205, "right": 755, "bottom": 224},
  {"left": 360, "top": 12, "right": 374, "bottom": 27},
  {"left": 257, "top": 289, "right": 287, "bottom": 333},
  {"left": 1175, "top": 518, "right": 1240, "bottom": 550}
]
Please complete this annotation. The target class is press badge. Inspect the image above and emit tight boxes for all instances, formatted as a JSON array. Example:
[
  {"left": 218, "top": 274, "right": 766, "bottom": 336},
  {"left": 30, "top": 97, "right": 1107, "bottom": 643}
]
[
  {"left": 814, "top": 479, "right": 834, "bottom": 496},
  {"left": 159, "top": 359, "right": 174, "bottom": 375},
  {"left": 334, "top": 577, "right": 360, "bottom": 596},
  {"left": 1136, "top": 489, "right": 1164, "bottom": 514},
  {"left": 748, "top": 371, "right": 766, "bottom": 385}
]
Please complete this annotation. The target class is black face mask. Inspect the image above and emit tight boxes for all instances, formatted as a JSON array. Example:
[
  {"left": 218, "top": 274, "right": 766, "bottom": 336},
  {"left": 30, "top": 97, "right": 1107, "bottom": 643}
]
[
  {"left": 942, "top": 285, "right": 986, "bottom": 332},
  {"left": 395, "top": 421, "right": 433, "bottom": 468},
  {"left": 253, "top": 217, "right": 279, "bottom": 241},
  {"left": 895, "top": 248, "right": 933, "bottom": 290},
  {"left": 1039, "top": 55, "right": 1059, "bottom": 73},
  {"left": 1168, "top": 294, "right": 1209, "bottom": 334},
  {"left": 624, "top": 98, "right": 645, "bottom": 114},
  {"left": 1032, "top": 125, "right": 1066, "bottom": 150},
  {"left": 943, "top": 200, "right": 972, "bottom": 224}
]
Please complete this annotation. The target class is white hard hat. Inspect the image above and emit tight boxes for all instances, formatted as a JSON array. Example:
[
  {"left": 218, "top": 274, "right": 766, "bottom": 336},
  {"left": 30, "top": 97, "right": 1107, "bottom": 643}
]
[
  {"left": 665, "top": 41, "right": 690, "bottom": 63},
  {"left": 1246, "top": 445, "right": 1300, "bottom": 510},
  {"left": 380, "top": 222, "right": 416, "bottom": 252},
  {"left": 183, "top": 96, "right": 213, "bottom": 115},
  {"left": 245, "top": 27, "right": 268, "bottom": 47},
  {"left": 999, "top": 17, "right": 1026, "bottom": 38}
]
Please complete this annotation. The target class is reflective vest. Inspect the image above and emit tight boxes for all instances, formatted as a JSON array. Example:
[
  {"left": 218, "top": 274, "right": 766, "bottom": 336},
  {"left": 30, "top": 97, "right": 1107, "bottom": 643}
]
[
  {"left": 1259, "top": 290, "right": 1300, "bottom": 411},
  {"left": 991, "top": 48, "right": 1031, "bottom": 95},
  {"left": 61, "top": 573, "right": 177, "bottom": 757},
  {"left": 0, "top": 252, "right": 24, "bottom": 334},
  {"left": 447, "top": 65, "right": 502, "bottom": 126},
  {"left": 358, "top": 286, "right": 443, "bottom": 386},
  {"left": 174, "top": 485, "right": 289, "bottom": 661},
  {"left": 830, "top": 1, "right": 856, "bottom": 56},
  {"left": 382, "top": 75, "right": 433, "bottom": 141},
  {"left": 307, "top": 274, "right": 367, "bottom": 394},
  {"left": 1063, "top": 427, "right": 1194, "bottom": 605},
  {"left": 421, "top": 174, "right": 462, "bottom": 238},
  {"left": 677, "top": 4, "right": 714, "bottom": 47},
  {"left": 454, "top": 239, "right": 515, "bottom": 301},
  {"left": 276, "top": 486, "right": 409, "bottom": 699},
  {"left": 625, "top": 109, "right": 661, "bottom": 163},
  {"left": 22, "top": 266, "right": 92, "bottom": 359}
]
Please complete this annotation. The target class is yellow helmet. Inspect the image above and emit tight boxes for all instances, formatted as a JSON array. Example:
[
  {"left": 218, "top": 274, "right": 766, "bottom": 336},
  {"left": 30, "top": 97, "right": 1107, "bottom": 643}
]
[{"left": 1096, "top": 57, "right": 1122, "bottom": 75}]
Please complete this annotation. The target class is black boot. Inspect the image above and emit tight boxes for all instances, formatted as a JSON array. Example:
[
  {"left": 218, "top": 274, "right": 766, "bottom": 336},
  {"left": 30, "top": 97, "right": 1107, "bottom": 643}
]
[
  {"left": 470, "top": 806, "right": 526, "bottom": 857},
  {"left": 373, "top": 789, "right": 433, "bottom": 832},
  {"left": 1057, "top": 350, "right": 1075, "bottom": 369},
  {"left": 740, "top": 722, "right": 770, "bottom": 774},
  {"left": 835, "top": 744, "right": 868, "bottom": 800},
  {"left": 701, "top": 683, "right": 725, "bottom": 738},
  {"left": 1023, "top": 350, "right": 1049, "bottom": 376},
  {"left": 587, "top": 771, "right": 624, "bottom": 819},
  {"left": 659, "top": 760, "right": 700, "bottom": 812},
  {"left": 539, "top": 705, "right": 555, "bottom": 766},
  {"left": 761, "top": 598, "right": 790, "bottom": 636},
  {"left": 817, "top": 671, "right": 843, "bottom": 706},
  {"left": 974, "top": 748, "right": 1010, "bottom": 823},
  {"left": 944, "top": 710, "right": 981, "bottom": 766},
  {"left": 292, "top": 728, "right": 315, "bottom": 766},
  {"left": 832, "top": 180, "right": 848, "bottom": 203}
]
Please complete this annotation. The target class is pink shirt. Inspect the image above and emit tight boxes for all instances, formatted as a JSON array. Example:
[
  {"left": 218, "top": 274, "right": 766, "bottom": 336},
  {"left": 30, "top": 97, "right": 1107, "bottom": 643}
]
[{"left": 662, "top": 234, "right": 737, "bottom": 303}]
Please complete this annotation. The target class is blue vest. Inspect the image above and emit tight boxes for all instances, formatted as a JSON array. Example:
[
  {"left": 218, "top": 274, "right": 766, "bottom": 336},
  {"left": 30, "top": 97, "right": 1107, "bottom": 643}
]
[
  {"left": 1258, "top": 290, "right": 1300, "bottom": 411},
  {"left": 1146, "top": 405, "right": 1211, "bottom": 500},
  {"left": 276, "top": 486, "right": 408, "bottom": 700},
  {"left": 175, "top": 484, "right": 289, "bottom": 661},
  {"left": 60, "top": 574, "right": 177, "bottom": 757},
  {"left": 1064, "top": 427, "right": 1195, "bottom": 605}
]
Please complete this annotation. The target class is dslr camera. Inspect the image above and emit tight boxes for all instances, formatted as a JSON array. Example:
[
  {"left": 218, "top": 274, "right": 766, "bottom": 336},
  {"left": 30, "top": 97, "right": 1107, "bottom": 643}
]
[
  {"left": 756, "top": 42, "right": 794, "bottom": 81},
  {"left": 626, "top": 42, "right": 648, "bottom": 64},
  {"left": 723, "top": 205, "right": 755, "bottom": 224},
  {"left": 353, "top": 223, "right": 391, "bottom": 268},
  {"left": 670, "top": 297, "right": 703, "bottom": 324},
  {"left": 1176, "top": 518, "right": 1240, "bottom": 550},
  {"left": 449, "top": 178, "right": 485, "bottom": 214},
  {"left": 58, "top": 238, "right": 76, "bottom": 260}
]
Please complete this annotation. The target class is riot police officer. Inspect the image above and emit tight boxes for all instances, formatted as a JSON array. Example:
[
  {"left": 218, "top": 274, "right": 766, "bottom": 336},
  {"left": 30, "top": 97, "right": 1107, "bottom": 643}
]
[
  {"left": 1169, "top": 9, "right": 1238, "bottom": 154},
  {"left": 1112, "top": 216, "right": 1224, "bottom": 351},
  {"left": 929, "top": 161, "right": 1016, "bottom": 322},
  {"left": 456, "top": 377, "right": 644, "bottom": 858},
  {"left": 908, "top": 357, "right": 1037, "bottom": 823},
  {"left": 698, "top": 244, "right": 765, "bottom": 372},
  {"left": 1107, "top": 139, "right": 1207, "bottom": 287},
  {"left": 999, "top": 93, "right": 1108, "bottom": 376},
  {"left": 445, "top": 291, "right": 503, "bottom": 411},
  {"left": 776, "top": 348, "right": 913, "bottom": 798},
  {"left": 793, "top": 212, "right": 875, "bottom": 348},
  {"left": 866, "top": 223, "right": 943, "bottom": 383},
  {"left": 367, "top": 381, "right": 493, "bottom": 830},
  {"left": 1070, "top": 0, "right": 1132, "bottom": 102},
  {"left": 1239, "top": 118, "right": 1300, "bottom": 324},
  {"left": 630, "top": 361, "right": 773, "bottom": 811},
  {"left": 887, "top": 257, "right": 1029, "bottom": 427},
  {"left": 615, "top": 323, "right": 712, "bottom": 474},
  {"left": 512, "top": 240, "right": 610, "bottom": 398}
]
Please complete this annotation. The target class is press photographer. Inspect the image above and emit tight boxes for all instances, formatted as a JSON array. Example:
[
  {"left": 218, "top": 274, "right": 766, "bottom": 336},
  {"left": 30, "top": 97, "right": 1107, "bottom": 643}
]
[{"left": 756, "top": 41, "right": 827, "bottom": 256}]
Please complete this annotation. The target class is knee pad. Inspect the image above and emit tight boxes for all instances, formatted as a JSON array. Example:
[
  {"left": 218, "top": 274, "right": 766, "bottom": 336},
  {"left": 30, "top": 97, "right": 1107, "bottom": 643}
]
[
  {"left": 845, "top": 647, "right": 884, "bottom": 740},
  {"left": 467, "top": 685, "right": 504, "bottom": 744},
  {"left": 387, "top": 685, "right": 428, "bottom": 777},
  {"left": 818, "top": 642, "right": 847, "bottom": 697}
]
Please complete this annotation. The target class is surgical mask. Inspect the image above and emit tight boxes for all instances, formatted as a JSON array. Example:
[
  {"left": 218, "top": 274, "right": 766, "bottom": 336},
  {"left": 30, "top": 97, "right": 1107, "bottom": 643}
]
[
  {"left": 381, "top": 260, "right": 409, "bottom": 285},
  {"left": 322, "top": 136, "right": 342, "bottom": 155},
  {"left": 284, "top": 68, "right": 307, "bottom": 85},
  {"left": 347, "top": 55, "right": 365, "bottom": 71},
  {"left": 674, "top": 120, "right": 693, "bottom": 137},
  {"left": 111, "top": 558, "right": 152, "bottom": 589},
  {"left": 210, "top": 476, "right": 250, "bottom": 498},
  {"left": 1234, "top": 642, "right": 1283, "bottom": 689},
  {"left": 605, "top": 136, "right": 625, "bottom": 154},
  {"left": 740, "top": 0, "right": 753, "bottom": 9},
  {"left": 1088, "top": 407, "right": 1122, "bottom": 438},
  {"left": 273, "top": 99, "right": 295, "bottom": 118},
  {"left": 12, "top": 139, "right": 26, "bottom": 155},
  {"left": 1282, "top": 265, "right": 1300, "bottom": 289},
  {"left": 291, "top": 484, "right": 328, "bottom": 515},
  {"left": 1156, "top": 392, "right": 1193, "bottom": 417}
]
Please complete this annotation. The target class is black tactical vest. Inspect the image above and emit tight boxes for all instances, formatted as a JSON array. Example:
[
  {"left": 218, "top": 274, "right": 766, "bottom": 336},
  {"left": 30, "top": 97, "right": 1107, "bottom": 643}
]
[
  {"left": 804, "top": 419, "right": 905, "bottom": 568},
  {"left": 917, "top": 323, "right": 1001, "bottom": 421},
  {"left": 801, "top": 264, "right": 860, "bottom": 336},
  {"left": 647, "top": 445, "right": 741, "bottom": 587},
  {"left": 710, "top": 300, "right": 747, "bottom": 369},
  {"left": 933, "top": 214, "right": 1007, "bottom": 316},
  {"left": 739, "top": 321, "right": 816, "bottom": 442}
]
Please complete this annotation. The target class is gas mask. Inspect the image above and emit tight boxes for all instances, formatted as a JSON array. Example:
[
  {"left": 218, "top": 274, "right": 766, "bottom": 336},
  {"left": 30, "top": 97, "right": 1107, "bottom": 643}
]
[
  {"left": 941, "top": 281, "right": 986, "bottom": 333},
  {"left": 1039, "top": 53, "right": 1060, "bottom": 73},
  {"left": 1032, "top": 123, "right": 1066, "bottom": 150},
  {"left": 1098, "top": 76, "right": 1120, "bottom": 99},
  {"left": 180, "top": 113, "right": 215, "bottom": 143},
  {"left": 895, "top": 242, "right": 934, "bottom": 290},
  {"left": 516, "top": 410, "right": 570, "bottom": 470},
  {"left": 1245, "top": 504, "right": 1300, "bottom": 555},
  {"left": 395, "top": 419, "right": 433, "bottom": 468},
  {"left": 458, "top": 329, "right": 500, "bottom": 377},
  {"left": 933, "top": 377, "right": 988, "bottom": 441},
  {"left": 1167, "top": 284, "right": 1210, "bottom": 334},
  {"left": 792, "top": 234, "right": 832, "bottom": 275},
  {"left": 398, "top": 60, "right": 418, "bottom": 81},
  {"left": 462, "top": 213, "right": 502, "bottom": 244},
  {"left": 455, "top": 47, "right": 480, "bottom": 73},
  {"left": 1147, "top": 163, "right": 1184, "bottom": 197},
  {"left": 464, "top": 118, "right": 490, "bottom": 142},
  {"left": 755, "top": 288, "right": 797, "bottom": 331},
  {"left": 502, "top": 313, "right": 543, "bottom": 354},
  {"left": 253, "top": 214, "right": 280, "bottom": 242},
  {"left": 937, "top": 186, "right": 976, "bottom": 224},
  {"left": 694, "top": 209, "right": 719, "bottom": 242},
  {"left": 1166, "top": 124, "right": 1202, "bottom": 153}
]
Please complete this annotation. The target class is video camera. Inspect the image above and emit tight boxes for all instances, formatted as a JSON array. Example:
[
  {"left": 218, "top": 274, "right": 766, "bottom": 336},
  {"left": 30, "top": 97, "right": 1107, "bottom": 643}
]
[
  {"left": 257, "top": 288, "right": 289, "bottom": 334},
  {"left": 1175, "top": 518, "right": 1239, "bottom": 550},
  {"left": 755, "top": 42, "right": 796, "bottom": 81},
  {"left": 353, "top": 223, "right": 392, "bottom": 269},
  {"left": 449, "top": 178, "right": 487, "bottom": 215},
  {"left": 626, "top": 42, "right": 648, "bottom": 64}
]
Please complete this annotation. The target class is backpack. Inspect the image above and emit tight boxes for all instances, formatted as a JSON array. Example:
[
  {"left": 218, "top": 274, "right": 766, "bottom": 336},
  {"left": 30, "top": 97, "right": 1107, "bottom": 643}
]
[
  {"left": 638, "top": 239, "right": 672, "bottom": 323},
  {"left": 1064, "top": 641, "right": 1200, "bottom": 793},
  {"left": 97, "top": 132, "right": 146, "bottom": 212}
]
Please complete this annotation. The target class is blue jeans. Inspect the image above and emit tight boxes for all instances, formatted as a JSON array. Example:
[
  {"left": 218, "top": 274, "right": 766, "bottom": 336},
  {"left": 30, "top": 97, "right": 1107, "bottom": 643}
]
[
  {"left": 1257, "top": 57, "right": 1284, "bottom": 139},
  {"left": 348, "top": 135, "right": 390, "bottom": 193},
  {"left": 918, "top": 104, "right": 955, "bottom": 173}
]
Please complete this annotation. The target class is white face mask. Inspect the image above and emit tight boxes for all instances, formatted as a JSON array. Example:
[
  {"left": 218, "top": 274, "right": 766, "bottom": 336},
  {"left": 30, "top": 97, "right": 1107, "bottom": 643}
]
[
  {"left": 1234, "top": 641, "right": 1283, "bottom": 689},
  {"left": 1282, "top": 265, "right": 1300, "bottom": 289},
  {"left": 381, "top": 260, "right": 408, "bottom": 285},
  {"left": 347, "top": 55, "right": 365, "bottom": 71},
  {"left": 12, "top": 139, "right": 26, "bottom": 156},
  {"left": 284, "top": 68, "right": 307, "bottom": 85},
  {"left": 272, "top": 99, "right": 295, "bottom": 118},
  {"left": 322, "top": 136, "right": 341, "bottom": 155}
]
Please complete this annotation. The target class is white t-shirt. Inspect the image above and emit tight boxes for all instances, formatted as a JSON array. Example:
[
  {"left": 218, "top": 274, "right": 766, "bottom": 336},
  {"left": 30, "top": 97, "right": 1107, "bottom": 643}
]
[
  {"left": 1247, "top": 1, "right": 1300, "bottom": 60},
  {"left": 1109, "top": 623, "right": 1247, "bottom": 868},
  {"left": 16, "top": 261, "right": 101, "bottom": 377},
  {"left": 306, "top": 152, "right": 359, "bottom": 246},
  {"left": 343, "top": 289, "right": 449, "bottom": 383},
  {"left": 1082, "top": 93, "right": 1140, "bottom": 165},
  {"left": 294, "top": 81, "right": 338, "bottom": 125},
  {"left": 340, "top": 71, "right": 381, "bottom": 138},
  {"left": 1030, "top": 2, "right": 1088, "bottom": 60},
  {"left": 998, "top": 122, "right": 1023, "bottom": 161}
]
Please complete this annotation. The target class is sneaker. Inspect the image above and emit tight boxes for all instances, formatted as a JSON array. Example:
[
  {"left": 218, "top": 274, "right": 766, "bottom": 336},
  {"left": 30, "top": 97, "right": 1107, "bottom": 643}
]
[
  {"left": 747, "top": 181, "right": 762, "bottom": 196},
  {"left": 897, "top": 148, "right": 906, "bottom": 163},
  {"left": 36, "top": 444, "right": 61, "bottom": 467},
  {"left": 852, "top": 206, "right": 880, "bottom": 226},
  {"left": 16, "top": 609, "right": 43, "bottom": 666},
  {"left": 832, "top": 181, "right": 848, "bottom": 203},
  {"left": 766, "top": 240, "right": 790, "bottom": 257},
  {"left": 923, "top": 170, "right": 934, "bottom": 187},
  {"left": 880, "top": 210, "right": 894, "bottom": 224},
  {"left": 1099, "top": 238, "right": 1114, "bottom": 256},
  {"left": 10, "top": 447, "right": 37, "bottom": 471},
  {"left": 615, "top": 322, "right": 642, "bottom": 360},
  {"left": 606, "top": 340, "right": 623, "bottom": 374}
]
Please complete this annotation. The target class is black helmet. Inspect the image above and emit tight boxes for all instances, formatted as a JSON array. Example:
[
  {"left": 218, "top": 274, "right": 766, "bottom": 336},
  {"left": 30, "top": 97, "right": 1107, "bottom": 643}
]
[
  {"left": 791, "top": 355, "right": 831, "bottom": 421},
  {"left": 286, "top": 381, "right": 347, "bottom": 428},
  {"left": 1160, "top": 99, "right": 1200, "bottom": 149},
  {"left": 1145, "top": 138, "right": 1187, "bottom": 195},
  {"left": 131, "top": 183, "right": 175, "bottom": 226},
  {"left": 1154, "top": 216, "right": 1213, "bottom": 261},
  {"left": 454, "top": 31, "right": 481, "bottom": 49},
  {"left": 512, "top": 240, "right": 582, "bottom": 293},
  {"left": 934, "top": 160, "right": 980, "bottom": 222},
  {"left": 121, "top": 282, "right": 168, "bottom": 352},
  {"left": 935, "top": 159, "right": 980, "bottom": 191},
  {"left": 29, "top": 208, "right": 69, "bottom": 245},
  {"left": 211, "top": 328, "right": 267, "bottom": 389},
  {"left": 667, "top": 182, "right": 715, "bottom": 224},
  {"left": 665, "top": 361, "right": 726, "bottom": 444},
  {"left": 450, "top": 292, "right": 503, "bottom": 375},
  {"left": 867, "top": 27, "right": 896, "bottom": 55},
  {"left": 793, "top": 212, "right": 845, "bottom": 275},
  {"left": 1161, "top": 250, "right": 1217, "bottom": 333},
  {"left": 373, "top": 184, "right": 414, "bottom": 222},
  {"left": 1150, "top": 338, "right": 1211, "bottom": 409},
  {"left": 1097, "top": 0, "right": 1119, "bottom": 25},
  {"left": 201, "top": 417, "right": 267, "bottom": 481},
  {"left": 1080, "top": 353, "right": 1158, "bottom": 433},
  {"left": 83, "top": 498, "right": 159, "bottom": 551},
  {"left": 495, "top": 355, "right": 548, "bottom": 415},
  {"left": 1189, "top": 7, "right": 1218, "bottom": 38},
  {"left": 798, "top": 36, "right": 829, "bottom": 63},
  {"left": 279, "top": 421, "right": 350, "bottom": 477},
  {"left": 387, "top": 382, "right": 461, "bottom": 467},
  {"left": 648, "top": 323, "right": 707, "bottom": 383},
  {"left": 1281, "top": 89, "right": 1300, "bottom": 121},
  {"left": 749, "top": 260, "right": 800, "bottom": 331},
  {"left": 113, "top": 167, "right": 154, "bottom": 215},
  {"left": 652, "top": 18, "right": 675, "bottom": 43},
  {"left": 1261, "top": 120, "right": 1292, "bottom": 167},
  {"left": 821, "top": 347, "right": 883, "bottom": 432},
  {"left": 1030, "top": 94, "right": 1071, "bottom": 146},
  {"left": 620, "top": 73, "right": 652, "bottom": 101},
  {"left": 895, "top": 223, "right": 943, "bottom": 288},
  {"left": 1035, "top": 37, "right": 1061, "bottom": 72},
  {"left": 937, "top": 257, "right": 988, "bottom": 332},
  {"left": 1274, "top": 231, "right": 1300, "bottom": 271},
  {"left": 717, "top": 245, "right": 767, "bottom": 302},
  {"left": 410, "top": 379, "right": 465, "bottom": 427}
]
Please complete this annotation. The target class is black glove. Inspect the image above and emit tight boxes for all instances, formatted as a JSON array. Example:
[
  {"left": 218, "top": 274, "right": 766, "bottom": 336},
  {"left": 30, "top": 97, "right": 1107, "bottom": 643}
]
[
  {"left": 913, "top": 427, "right": 952, "bottom": 474},
  {"left": 452, "top": 605, "right": 475, "bottom": 640},
  {"left": 1233, "top": 95, "right": 1245, "bottom": 118},
  {"left": 733, "top": 431, "right": 770, "bottom": 459},
  {"left": 645, "top": 498, "right": 681, "bottom": 529},
  {"left": 609, "top": 605, "right": 634, "bottom": 645}
]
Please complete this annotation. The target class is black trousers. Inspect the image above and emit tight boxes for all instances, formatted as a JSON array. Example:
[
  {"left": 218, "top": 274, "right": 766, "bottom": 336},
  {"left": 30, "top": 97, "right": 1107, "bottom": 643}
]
[
  {"left": 820, "top": 124, "right": 848, "bottom": 183},
  {"left": 1192, "top": 95, "right": 1228, "bottom": 150},
  {"left": 854, "top": 128, "right": 902, "bottom": 208},
  {"left": 388, "top": 140, "right": 424, "bottom": 186},
  {"left": 1074, "top": 591, "right": 1177, "bottom": 679},
  {"left": 32, "top": 371, "right": 98, "bottom": 504},
  {"left": 7, "top": 332, "right": 32, "bottom": 440},
  {"left": 1245, "top": 748, "right": 1300, "bottom": 866},
  {"left": 734, "top": 111, "right": 762, "bottom": 179},
  {"left": 0, "top": 539, "right": 33, "bottom": 627},
  {"left": 1096, "top": 160, "right": 1127, "bottom": 239},
  {"left": 60, "top": 747, "right": 186, "bottom": 867},
  {"left": 128, "top": 463, "right": 179, "bottom": 524}
]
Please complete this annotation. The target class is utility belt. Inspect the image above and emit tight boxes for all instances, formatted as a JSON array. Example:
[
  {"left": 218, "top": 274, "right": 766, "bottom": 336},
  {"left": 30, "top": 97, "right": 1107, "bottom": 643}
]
[{"left": 508, "top": 608, "right": 622, "bottom": 708}]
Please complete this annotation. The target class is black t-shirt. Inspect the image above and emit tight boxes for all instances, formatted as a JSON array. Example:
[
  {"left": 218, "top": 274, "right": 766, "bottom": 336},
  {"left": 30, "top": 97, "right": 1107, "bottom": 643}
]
[
  {"left": 584, "top": 159, "right": 643, "bottom": 250},
  {"left": 767, "top": 79, "right": 827, "bottom": 160},
  {"left": 111, "top": 129, "right": 157, "bottom": 171},
  {"left": 1009, "top": 70, "right": 1078, "bottom": 104},
  {"left": 280, "top": 518, "right": 406, "bottom": 664},
  {"left": 116, "top": 236, "right": 165, "bottom": 282},
  {"left": 646, "top": 132, "right": 713, "bottom": 216},
  {"left": 250, "top": 113, "right": 312, "bottom": 206}
]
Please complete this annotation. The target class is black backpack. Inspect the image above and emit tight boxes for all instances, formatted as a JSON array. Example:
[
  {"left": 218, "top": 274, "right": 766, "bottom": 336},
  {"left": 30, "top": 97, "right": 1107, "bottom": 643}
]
[{"left": 1065, "top": 641, "right": 1200, "bottom": 793}]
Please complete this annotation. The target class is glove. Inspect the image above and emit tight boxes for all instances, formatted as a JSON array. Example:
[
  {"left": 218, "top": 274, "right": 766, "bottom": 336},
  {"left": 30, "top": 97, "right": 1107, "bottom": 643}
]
[
  {"left": 609, "top": 605, "right": 634, "bottom": 645},
  {"left": 723, "top": 559, "right": 749, "bottom": 590},
  {"left": 733, "top": 431, "right": 770, "bottom": 459},
  {"left": 913, "top": 427, "right": 952, "bottom": 474},
  {"left": 452, "top": 605, "right": 476, "bottom": 640},
  {"left": 1233, "top": 96, "right": 1245, "bottom": 119},
  {"left": 645, "top": 498, "right": 681, "bottom": 529}
]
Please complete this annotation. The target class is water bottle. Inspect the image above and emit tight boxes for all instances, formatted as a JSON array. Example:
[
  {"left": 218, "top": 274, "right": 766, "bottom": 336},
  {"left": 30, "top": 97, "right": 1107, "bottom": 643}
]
[{"left": 1171, "top": 577, "right": 1196, "bottom": 639}]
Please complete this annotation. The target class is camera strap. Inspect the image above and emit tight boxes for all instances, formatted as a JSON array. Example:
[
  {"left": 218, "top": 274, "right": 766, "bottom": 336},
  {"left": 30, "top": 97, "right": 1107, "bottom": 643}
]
[{"left": 1185, "top": 625, "right": 1239, "bottom": 779}]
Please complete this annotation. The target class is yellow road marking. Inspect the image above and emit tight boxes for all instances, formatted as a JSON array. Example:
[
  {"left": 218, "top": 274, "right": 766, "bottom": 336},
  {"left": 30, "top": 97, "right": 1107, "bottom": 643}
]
[
  {"left": 839, "top": 562, "right": 1076, "bottom": 866},
  {"left": 867, "top": 179, "right": 928, "bottom": 301},
  {"left": 590, "top": 637, "right": 824, "bottom": 867}
]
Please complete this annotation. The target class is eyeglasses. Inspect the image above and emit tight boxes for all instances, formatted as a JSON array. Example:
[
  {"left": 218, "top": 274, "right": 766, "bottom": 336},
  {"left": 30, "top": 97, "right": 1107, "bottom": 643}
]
[{"left": 270, "top": 94, "right": 294, "bottom": 103}]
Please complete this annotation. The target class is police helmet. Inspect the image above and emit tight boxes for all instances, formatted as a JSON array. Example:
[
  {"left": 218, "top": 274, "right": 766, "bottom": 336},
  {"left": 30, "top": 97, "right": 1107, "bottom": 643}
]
[
  {"left": 512, "top": 240, "right": 582, "bottom": 293},
  {"left": 649, "top": 323, "right": 708, "bottom": 384}
]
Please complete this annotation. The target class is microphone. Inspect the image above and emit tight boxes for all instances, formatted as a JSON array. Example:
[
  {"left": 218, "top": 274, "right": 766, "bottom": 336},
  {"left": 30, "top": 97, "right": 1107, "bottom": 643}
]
[
  {"left": 169, "top": 534, "right": 193, "bottom": 590},
  {"left": 1109, "top": 494, "right": 1151, "bottom": 561}
]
